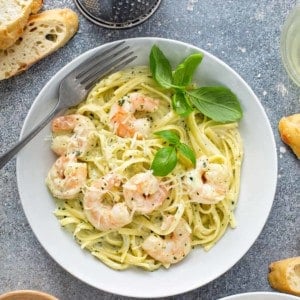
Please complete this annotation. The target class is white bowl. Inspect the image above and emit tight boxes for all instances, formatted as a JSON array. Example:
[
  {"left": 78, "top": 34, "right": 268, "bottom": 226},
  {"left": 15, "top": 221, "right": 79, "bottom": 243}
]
[
  {"left": 219, "top": 292, "right": 300, "bottom": 300},
  {"left": 16, "top": 37, "right": 277, "bottom": 298}
]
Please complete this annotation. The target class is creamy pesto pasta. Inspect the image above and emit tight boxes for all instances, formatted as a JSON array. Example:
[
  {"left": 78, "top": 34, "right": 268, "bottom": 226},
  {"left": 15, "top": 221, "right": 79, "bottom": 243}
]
[{"left": 46, "top": 66, "right": 243, "bottom": 271}]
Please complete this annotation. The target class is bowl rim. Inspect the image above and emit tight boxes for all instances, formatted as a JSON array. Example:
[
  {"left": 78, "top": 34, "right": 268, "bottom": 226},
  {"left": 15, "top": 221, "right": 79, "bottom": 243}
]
[{"left": 218, "top": 291, "right": 300, "bottom": 300}]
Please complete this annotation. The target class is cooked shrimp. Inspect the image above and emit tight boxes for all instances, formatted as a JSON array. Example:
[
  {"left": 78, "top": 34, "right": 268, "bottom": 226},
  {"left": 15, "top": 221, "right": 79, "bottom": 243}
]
[
  {"left": 83, "top": 173, "right": 132, "bottom": 231},
  {"left": 142, "top": 218, "right": 192, "bottom": 265},
  {"left": 52, "top": 114, "right": 95, "bottom": 133},
  {"left": 123, "top": 171, "right": 169, "bottom": 214},
  {"left": 46, "top": 155, "right": 87, "bottom": 200},
  {"left": 109, "top": 92, "right": 159, "bottom": 138},
  {"left": 51, "top": 114, "right": 96, "bottom": 157},
  {"left": 184, "top": 156, "right": 229, "bottom": 204}
]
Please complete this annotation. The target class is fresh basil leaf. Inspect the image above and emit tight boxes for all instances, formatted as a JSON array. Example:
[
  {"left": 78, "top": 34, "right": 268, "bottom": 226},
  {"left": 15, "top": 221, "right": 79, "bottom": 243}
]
[
  {"left": 172, "top": 91, "right": 193, "bottom": 117},
  {"left": 149, "top": 46, "right": 243, "bottom": 122},
  {"left": 150, "top": 45, "right": 174, "bottom": 89},
  {"left": 187, "top": 86, "right": 243, "bottom": 122},
  {"left": 154, "top": 130, "right": 180, "bottom": 145},
  {"left": 151, "top": 146, "right": 177, "bottom": 176},
  {"left": 176, "top": 143, "right": 196, "bottom": 167},
  {"left": 173, "top": 53, "right": 203, "bottom": 86}
]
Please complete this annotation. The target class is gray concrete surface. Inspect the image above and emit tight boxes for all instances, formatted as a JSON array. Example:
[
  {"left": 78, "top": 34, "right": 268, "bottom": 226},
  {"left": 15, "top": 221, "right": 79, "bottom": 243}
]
[{"left": 0, "top": 0, "right": 299, "bottom": 299}]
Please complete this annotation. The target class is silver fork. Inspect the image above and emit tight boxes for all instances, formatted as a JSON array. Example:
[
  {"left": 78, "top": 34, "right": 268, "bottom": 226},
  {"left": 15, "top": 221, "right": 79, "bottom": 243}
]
[{"left": 0, "top": 41, "right": 137, "bottom": 169}]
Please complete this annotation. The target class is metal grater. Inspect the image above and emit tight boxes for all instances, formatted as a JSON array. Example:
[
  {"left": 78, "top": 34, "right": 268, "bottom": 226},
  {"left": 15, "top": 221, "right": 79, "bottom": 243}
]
[{"left": 73, "top": 0, "right": 162, "bottom": 29}]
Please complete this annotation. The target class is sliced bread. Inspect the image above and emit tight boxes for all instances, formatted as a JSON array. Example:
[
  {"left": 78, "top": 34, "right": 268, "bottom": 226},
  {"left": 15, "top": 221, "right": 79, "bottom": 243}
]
[
  {"left": 0, "top": 8, "right": 79, "bottom": 80},
  {"left": 0, "top": 0, "right": 43, "bottom": 49},
  {"left": 268, "top": 256, "right": 300, "bottom": 296},
  {"left": 278, "top": 114, "right": 300, "bottom": 159}
]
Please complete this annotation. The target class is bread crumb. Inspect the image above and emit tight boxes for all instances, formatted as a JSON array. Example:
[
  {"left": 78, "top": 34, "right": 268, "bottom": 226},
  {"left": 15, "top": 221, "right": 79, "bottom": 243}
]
[
  {"left": 277, "top": 83, "right": 288, "bottom": 97},
  {"left": 187, "top": 0, "right": 198, "bottom": 11},
  {"left": 279, "top": 146, "right": 286, "bottom": 153},
  {"left": 238, "top": 46, "right": 246, "bottom": 53}
]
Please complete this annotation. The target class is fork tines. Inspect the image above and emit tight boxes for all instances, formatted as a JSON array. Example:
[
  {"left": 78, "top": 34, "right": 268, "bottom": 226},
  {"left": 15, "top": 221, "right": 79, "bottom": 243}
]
[{"left": 74, "top": 41, "right": 137, "bottom": 91}]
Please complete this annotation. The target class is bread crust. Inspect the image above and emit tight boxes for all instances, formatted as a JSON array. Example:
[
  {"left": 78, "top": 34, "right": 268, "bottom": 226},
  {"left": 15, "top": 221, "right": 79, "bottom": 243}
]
[
  {"left": 0, "top": 0, "right": 43, "bottom": 49},
  {"left": 268, "top": 257, "right": 300, "bottom": 296},
  {"left": 31, "top": 0, "right": 43, "bottom": 14},
  {"left": 278, "top": 114, "right": 300, "bottom": 159},
  {"left": 0, "top": 8, "right": 79, "bottom": 80}
]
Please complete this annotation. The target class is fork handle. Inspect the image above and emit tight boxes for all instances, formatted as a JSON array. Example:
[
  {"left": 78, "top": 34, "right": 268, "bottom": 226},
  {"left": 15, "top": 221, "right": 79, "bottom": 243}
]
[{"left": 0, "top": 103, "right": 60, "bottom": 170}]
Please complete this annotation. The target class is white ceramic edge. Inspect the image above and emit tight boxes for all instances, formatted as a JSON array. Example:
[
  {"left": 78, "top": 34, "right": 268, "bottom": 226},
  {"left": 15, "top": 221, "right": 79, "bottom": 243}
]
[
  {"left": 16, "top": 37, "right": 278, "bottom": 298},
  {"left": 218, "top": 291, "right": 300, "bottom": 300}
]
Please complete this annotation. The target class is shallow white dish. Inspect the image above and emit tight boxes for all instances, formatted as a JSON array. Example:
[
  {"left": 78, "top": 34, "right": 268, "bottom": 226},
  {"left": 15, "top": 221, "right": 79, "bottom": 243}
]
[
  {"left": 16, "top": 37, "right": 277, "bottom": 298},
  {"left": 219, "top": 292, "right": 299, "bottom": 300}
]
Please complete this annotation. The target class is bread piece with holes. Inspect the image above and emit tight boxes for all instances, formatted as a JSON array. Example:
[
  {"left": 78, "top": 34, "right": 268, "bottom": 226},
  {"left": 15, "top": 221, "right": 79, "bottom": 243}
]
[
  {"left": 268, "top": 257, "right": 300, "bottom": 296},
  {"left": 278, "top": 114, "right": 300, "bottom": 159},
  {"left": 0, "top": 0, "right": 43, "bottom": 49},
  {"left": 0, "top": 8, "right": 79, "bottom": 80}
]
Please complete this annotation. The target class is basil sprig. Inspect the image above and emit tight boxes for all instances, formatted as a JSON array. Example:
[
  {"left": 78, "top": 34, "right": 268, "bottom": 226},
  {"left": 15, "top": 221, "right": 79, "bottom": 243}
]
[
  {"left": 187, "top": 87, "right": 242, "bottom": 122},
  {"left": 150, "top": 45, "right": 175, "bottom": 89},
  {"left": 171, "top": 91, "right": 193, "bottom": 117},
  {"left": 173, "top": 53, "right": 203, "bottom": 86},
  {"left": 149, "top": 45, "right": 243, "bottom": 122},
  {"left": 151, "top": 130, "right": 196, "bottom": 176}
]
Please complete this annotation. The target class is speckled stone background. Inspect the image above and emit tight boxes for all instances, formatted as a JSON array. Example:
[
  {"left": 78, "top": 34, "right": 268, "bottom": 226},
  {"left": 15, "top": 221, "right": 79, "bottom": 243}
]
[{"left": 0, "top": 0, "right": 299, "bottom": 299}]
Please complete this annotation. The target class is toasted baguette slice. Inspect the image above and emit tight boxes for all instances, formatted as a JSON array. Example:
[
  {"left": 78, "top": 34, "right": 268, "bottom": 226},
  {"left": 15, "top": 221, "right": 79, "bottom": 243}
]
[
  {"left": 268, "top": 257, "right": 300, "bottom": 296},
  {"left": 0, "top": 0, "right": 43, "bottom": 49},
  {"left": 0, "top": 8, "right": 79, "bottom": 80},
  {"left": 278, "top": 114, "right": 300, "bottom": 159}
]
